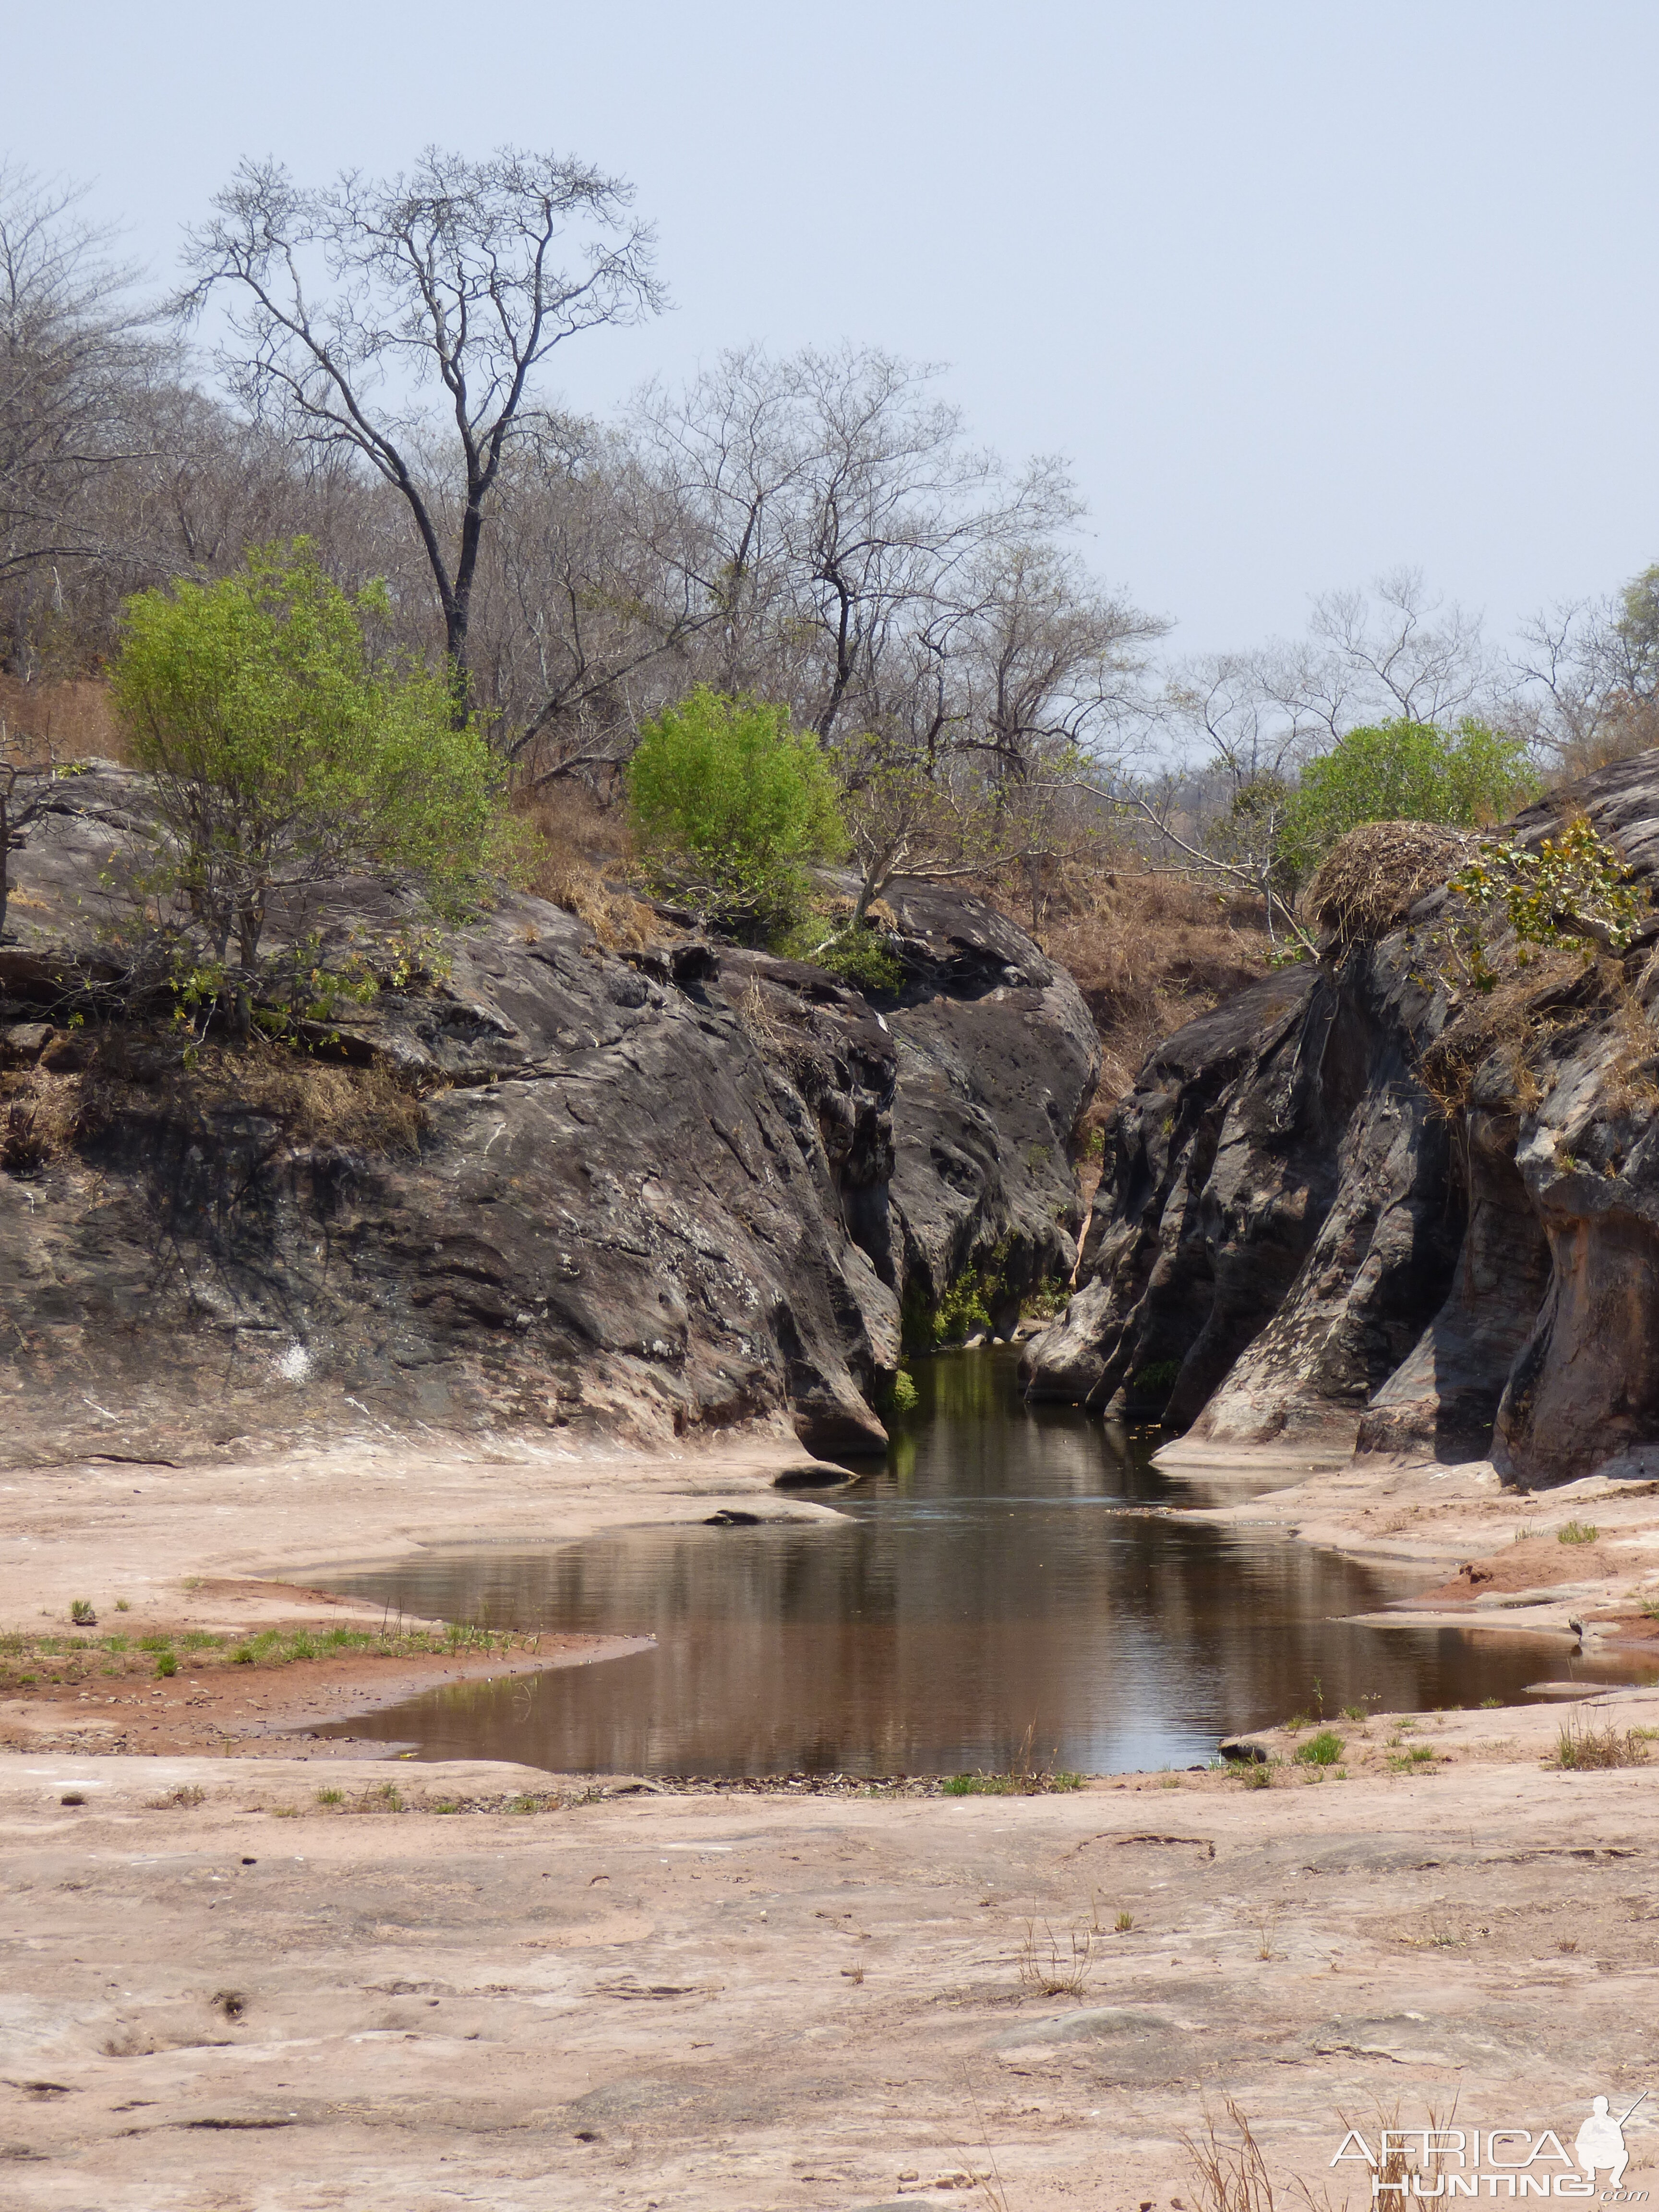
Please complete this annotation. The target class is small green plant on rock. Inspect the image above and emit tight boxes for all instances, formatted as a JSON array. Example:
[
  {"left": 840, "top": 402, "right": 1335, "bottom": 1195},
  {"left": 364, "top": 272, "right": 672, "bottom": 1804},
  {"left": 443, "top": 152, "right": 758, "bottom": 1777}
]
[
  {"left": 69, "top": 1600, "right": 96, "bottom": 1626},
  {"left": 1294, "top": 1730, "right": 1345, "bottom": 1767},
  {"left": 1020, "top": 1280, "right": 1070, "bottom": 1324},
  {"left": 627, "top": 686, "right": 846, "bottom": 936},
  {"left": 771, "top": 910, "right": 903, "bottom": 991},
  {"left": 1436, "top": 814, "right": 1645, "bottom": 993},
  {"left": 1557, "top": 1520, "right": 1599, "bottom": 1545}
]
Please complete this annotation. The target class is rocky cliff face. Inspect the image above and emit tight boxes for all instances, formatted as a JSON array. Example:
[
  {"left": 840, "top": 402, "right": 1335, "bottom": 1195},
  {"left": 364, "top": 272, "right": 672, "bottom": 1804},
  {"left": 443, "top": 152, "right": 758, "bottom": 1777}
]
[
  {"left": 1025, "top": 751, "right": 1659, "bottom": 1491},
  {"left": 0, "top": 768, "right": 1097, "bottom": 1468}
]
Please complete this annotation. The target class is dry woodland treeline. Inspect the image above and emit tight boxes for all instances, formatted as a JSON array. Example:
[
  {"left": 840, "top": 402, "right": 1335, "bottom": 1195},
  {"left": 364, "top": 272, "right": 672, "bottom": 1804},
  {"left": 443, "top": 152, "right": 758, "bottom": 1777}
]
[{"left": 4, "top": 148, "right": 1657, "bottom": 1084}]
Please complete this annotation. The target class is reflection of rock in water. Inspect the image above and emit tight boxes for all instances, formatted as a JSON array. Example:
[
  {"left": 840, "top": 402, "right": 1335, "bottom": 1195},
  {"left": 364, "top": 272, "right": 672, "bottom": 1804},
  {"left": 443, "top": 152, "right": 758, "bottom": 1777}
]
[{"left": 311, "top": 1355, "right": 1629, "bottom": 1777}]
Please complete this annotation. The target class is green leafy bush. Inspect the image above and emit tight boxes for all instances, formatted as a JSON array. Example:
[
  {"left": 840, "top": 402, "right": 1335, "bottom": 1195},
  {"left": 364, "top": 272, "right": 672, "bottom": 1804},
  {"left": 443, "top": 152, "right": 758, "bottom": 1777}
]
[
  {"left": 627, "top": 687, "right": 846, "bottom": 933},
  {"left": 933, "top": 1271, "right": 992, "bottom": 1344},
  {"left": 772, "top": 913, "right": 902, "bottom": 990},
  {"left": 1279, "top": 719, "right": 1539, "bottom": 881},
  {"left": 111, "top": 539, "right": 507, "bottom": 986}
]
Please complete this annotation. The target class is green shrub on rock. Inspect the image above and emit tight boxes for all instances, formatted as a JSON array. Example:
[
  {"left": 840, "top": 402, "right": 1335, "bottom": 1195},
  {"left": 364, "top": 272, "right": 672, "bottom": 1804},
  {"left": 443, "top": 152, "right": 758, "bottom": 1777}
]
[
  {"left": 1279, "top": 718, "right": 1538, "bottom": 882},
  {"left": 626, "top": 687, "right": 846, "bottom": 934}
]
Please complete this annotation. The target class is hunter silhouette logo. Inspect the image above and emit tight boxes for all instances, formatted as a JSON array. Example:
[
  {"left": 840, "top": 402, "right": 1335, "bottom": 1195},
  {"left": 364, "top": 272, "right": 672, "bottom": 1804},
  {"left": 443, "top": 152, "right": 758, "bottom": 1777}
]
[
  {"left": 1577, "top": 2099, "right": 1643, "bottom": 2194},
  {"left": 1332, "top": 2094, "right": 1649, "bottom": 2199}
]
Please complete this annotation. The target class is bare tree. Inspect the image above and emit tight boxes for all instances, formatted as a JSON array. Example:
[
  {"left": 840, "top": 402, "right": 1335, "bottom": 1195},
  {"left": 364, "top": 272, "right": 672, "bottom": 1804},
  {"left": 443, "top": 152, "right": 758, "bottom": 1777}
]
[
  {"left": 466, "top": 424, "right": 709, "bottom": 781},
  {"left": 178, "top": 147, "right": 664, "bottom": 717},
  {"left": 1306, "top": 565, "right": 1492, "bottom": 732},
  {"left": 1513, "top": 563, "right": 1659, "bottom": 773},
  {"left": 634, "top": 345, "right": 1080, "bottom": 743},
  {"left": 0, "top": 162, "right": 167, "bottom": 661}
]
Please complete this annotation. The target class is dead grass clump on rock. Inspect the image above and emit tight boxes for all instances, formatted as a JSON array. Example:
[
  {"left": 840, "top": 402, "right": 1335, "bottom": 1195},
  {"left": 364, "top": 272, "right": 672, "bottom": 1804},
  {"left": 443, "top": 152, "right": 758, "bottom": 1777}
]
[
  {"left": 186, "top": 1044, "right": 431, "bottom": 1157},
  {"left": 514, "top": 783, "right": 655, "bottom": 949},
  {"left": 1303, "top": 821, "right": 1473, "bottom": 946},
  {"left": 1555, "top": 1717, "right": 1651, "bottom": 1770},
  {"left": 1015, "top": 1916, "right": 1095, "bottom": 1997},
  {"left": 1, "top": 1071, "right": 82, "bottom": 1172},
  {"left": 1181, "top": 2096, "right": 1278, "bottom": 2212},
  {"left": 4, "top": 1030, "right": 432, "bottom": 1168},
  {"left": 1413, "top": 952, "right": 1580, "bottom": 1120}
]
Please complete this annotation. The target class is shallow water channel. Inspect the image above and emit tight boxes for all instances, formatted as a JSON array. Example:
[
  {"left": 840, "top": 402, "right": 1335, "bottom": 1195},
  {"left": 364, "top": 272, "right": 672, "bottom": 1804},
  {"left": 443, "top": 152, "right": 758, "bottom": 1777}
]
[{"left": 306, "top": 1350, "right": 1650, "bottom": 1777}]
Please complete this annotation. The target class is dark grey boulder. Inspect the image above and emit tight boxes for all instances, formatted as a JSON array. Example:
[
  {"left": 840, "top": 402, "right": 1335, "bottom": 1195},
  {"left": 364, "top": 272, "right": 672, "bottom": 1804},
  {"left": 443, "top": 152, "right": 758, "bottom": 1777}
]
[
  {"left": 0, "top": 768, "right": 1096, "bottom": 1467},
  {"left": 1025, "top": 749, "right": 1659, "bottom": 1490}
]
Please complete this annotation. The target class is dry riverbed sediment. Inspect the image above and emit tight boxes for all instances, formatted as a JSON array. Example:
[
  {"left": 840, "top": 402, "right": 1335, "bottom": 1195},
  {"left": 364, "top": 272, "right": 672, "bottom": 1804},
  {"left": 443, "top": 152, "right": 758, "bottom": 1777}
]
[
  {"left": 4, "top": 1427, "right": 1659, "bottom": 2206},
  {"left": 3, "top": 1703, "right": 1659, "bottom": 2211}
]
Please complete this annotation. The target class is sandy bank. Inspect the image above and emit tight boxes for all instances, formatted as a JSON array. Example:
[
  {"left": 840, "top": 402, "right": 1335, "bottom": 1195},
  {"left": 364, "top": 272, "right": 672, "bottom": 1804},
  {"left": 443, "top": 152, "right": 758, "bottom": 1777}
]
[
  {"left": 0, "top": 1430, "right": 851, "bottom": 1743},
  {"left": 3, "top": 1699, "right": 1659, "bottom": 2209},
  {"left": 1156, "top": 1434, "right": 1659, "bottom": 1657}
]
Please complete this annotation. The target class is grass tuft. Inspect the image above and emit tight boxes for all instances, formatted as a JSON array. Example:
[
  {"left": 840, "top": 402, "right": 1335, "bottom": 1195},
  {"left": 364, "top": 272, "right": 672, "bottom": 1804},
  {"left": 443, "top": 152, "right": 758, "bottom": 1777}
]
[
  {"left": 1556, "top": 1718, "right": 1651, "bottom": 1770},
  {"left": 1016, "top": 1917, "right": 1095, "bottom": 1998},
  {"left": 1294, "top": 1729, "right": 1345, "bottom": 1768},
  {"left": 145, "top": 1784, "right": 205, "bottom": 1810},
  {"left": 1557, "top": 1521, "right": 1599, "bottom": 1545}
]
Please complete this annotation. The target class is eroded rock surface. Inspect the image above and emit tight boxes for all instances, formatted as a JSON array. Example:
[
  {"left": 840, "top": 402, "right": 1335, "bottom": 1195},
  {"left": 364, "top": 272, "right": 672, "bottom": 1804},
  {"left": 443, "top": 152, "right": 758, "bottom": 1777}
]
[
  {"left": 0, "top": 768, "right": 1095, "bottom": 1467},
  {"left": 1026, "top": 750, "right": 1659, "bottom": 1489}
]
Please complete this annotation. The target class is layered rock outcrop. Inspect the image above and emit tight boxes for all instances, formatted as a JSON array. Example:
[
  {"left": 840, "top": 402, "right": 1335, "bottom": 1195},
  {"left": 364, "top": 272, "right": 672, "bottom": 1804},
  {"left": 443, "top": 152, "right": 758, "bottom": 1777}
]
[
  {"left": 1025, "top": 751, "right": 1659, "bottom": 1490},
  {"left": 0, "top": 768, "right": 1096, "bottom": 1467}
]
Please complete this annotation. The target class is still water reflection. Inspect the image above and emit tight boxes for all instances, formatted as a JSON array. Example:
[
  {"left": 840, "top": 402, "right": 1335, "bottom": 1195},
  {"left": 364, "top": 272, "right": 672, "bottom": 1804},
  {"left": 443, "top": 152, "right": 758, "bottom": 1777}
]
[{"left": 308, "top": 1350, "right": 1649, "bottom": 1775}]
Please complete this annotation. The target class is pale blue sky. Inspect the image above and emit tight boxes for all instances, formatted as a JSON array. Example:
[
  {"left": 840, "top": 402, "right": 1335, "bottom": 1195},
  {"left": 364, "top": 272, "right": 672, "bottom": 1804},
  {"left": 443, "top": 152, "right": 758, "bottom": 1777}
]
[{"left": 6, "top": 1, "right": 1656, "bottom": 656}]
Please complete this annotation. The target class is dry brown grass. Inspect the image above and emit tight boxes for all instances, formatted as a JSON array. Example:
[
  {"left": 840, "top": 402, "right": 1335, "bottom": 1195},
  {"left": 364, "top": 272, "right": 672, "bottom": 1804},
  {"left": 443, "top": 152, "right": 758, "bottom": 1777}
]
[
  {"left": 1416, "top": 951, "right": 1628, "bottom": 1123},
  {"left": 1015, "top": 1916, "right": 1096, "bottom": 1997},
  {"left": 1303, "top": 820, "right": 1473, "bottom": 945},
  {"left": 1414, "top": 950, "right": 1591, "bottom": 1120},
  {"left": 1037, "top": 867, "right": 1271, "bottom": 1106},
  {"left": 3, "top": 1029, "right": 430, "bottom": 1169},
  {"left": 1553, "top": 697, "right": 1659, "bottom": 780},
  {"left": 1555, "top": 1716, "right": 1652, "bottom": 1770},
  {"left": 1181, "top": 2096, "right": 1278, "bottom": 2212},
  {"left": 512, "top": 781, "right": 657, "bottom": 950},
  {"left": 0, "top": 1066, "right": 84, "bottom": 1173},
  {"left": 0, "top": 674, "right": 127, "bottom": 764}
]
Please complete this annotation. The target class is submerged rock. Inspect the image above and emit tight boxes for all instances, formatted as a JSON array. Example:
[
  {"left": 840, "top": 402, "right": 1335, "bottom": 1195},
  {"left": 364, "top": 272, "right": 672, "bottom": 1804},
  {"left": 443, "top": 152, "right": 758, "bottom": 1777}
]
[
  {"left": 1024, "top": 749, "right": 1659, "bottom": 1490},
  {"left": 0, "top": 768, "right": 1096, "bottom": 1467}
]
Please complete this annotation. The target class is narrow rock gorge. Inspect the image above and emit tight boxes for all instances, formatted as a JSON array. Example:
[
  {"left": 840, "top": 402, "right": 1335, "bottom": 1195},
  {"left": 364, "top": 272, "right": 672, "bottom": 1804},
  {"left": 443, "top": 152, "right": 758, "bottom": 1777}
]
[{"left": 1026, "top": 750, "right": 1659, "bottom": 1490}]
